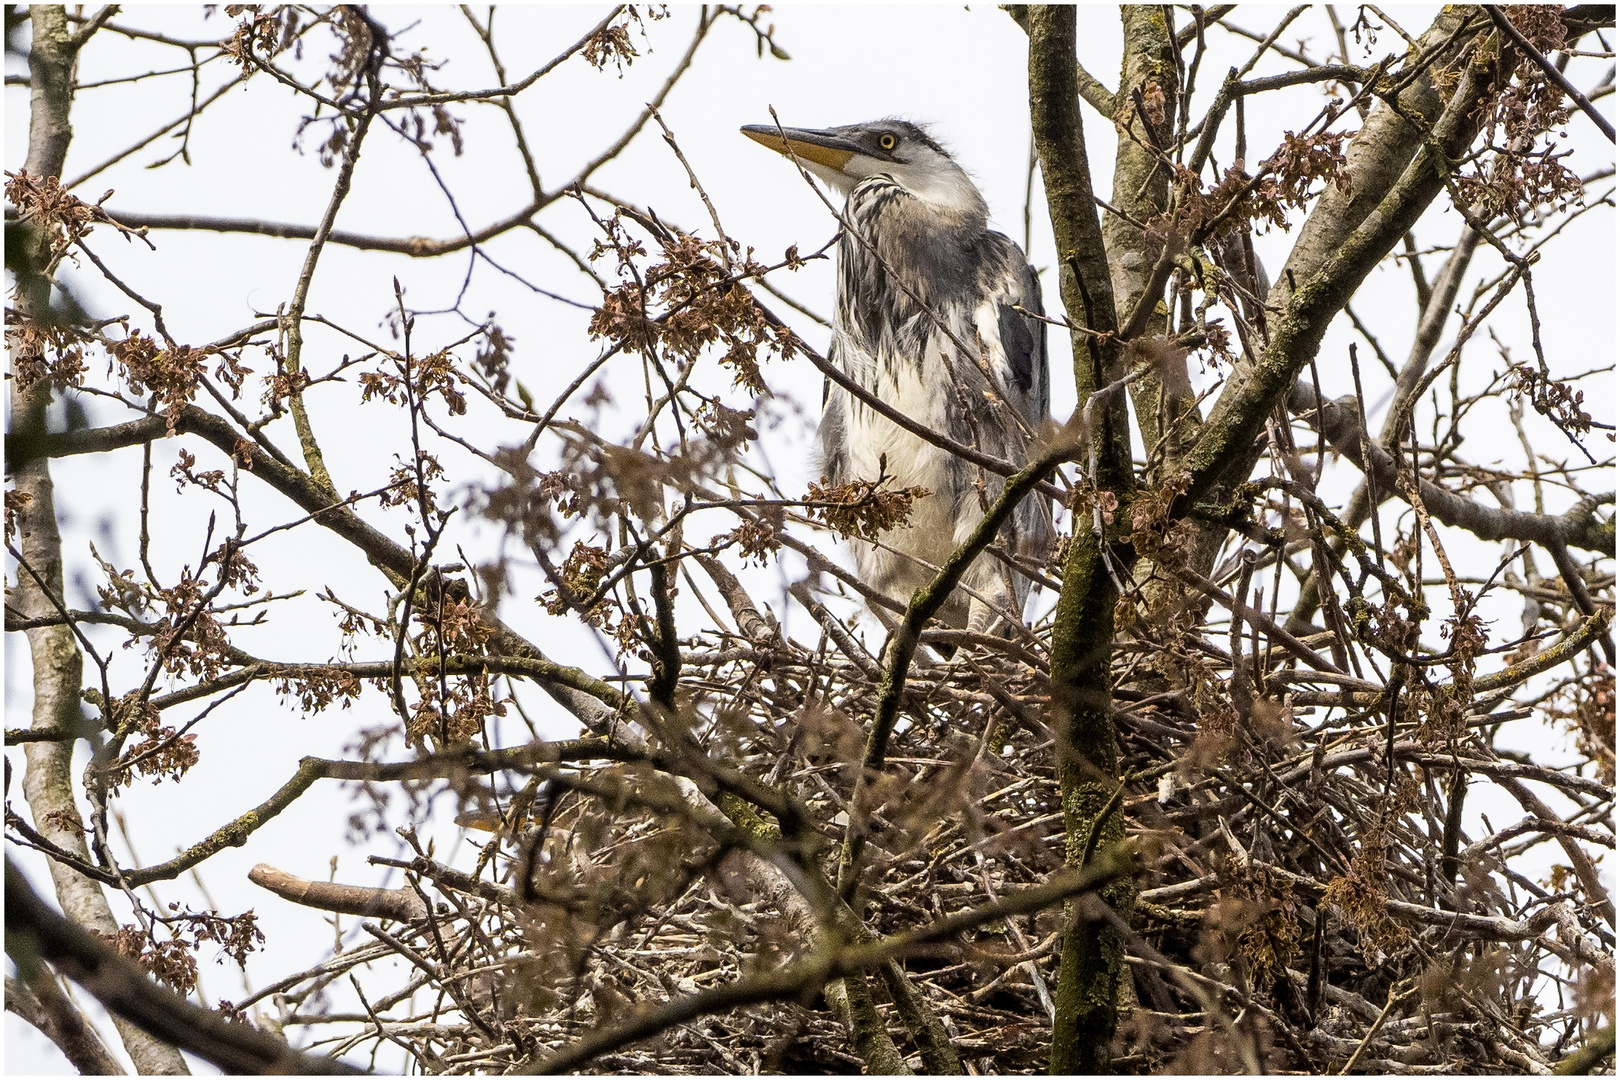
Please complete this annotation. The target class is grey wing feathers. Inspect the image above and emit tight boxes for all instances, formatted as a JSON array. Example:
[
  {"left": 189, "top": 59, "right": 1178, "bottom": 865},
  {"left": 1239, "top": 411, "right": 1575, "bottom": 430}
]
[
  {"left": 996, "top": 301, "right": 1036, "bottom": 395},
  {"left": 984, "top": 232, "right": 1048, "bottom": 433},
  {"left": 1001, "top": 249, "right": 1054, "bottom": 568},
  {"left": 1018, "top": 257, "right": 1049, "bottom": 429},
  {"left": 817, "top": 337, "right": 850, "bottom": 484}
]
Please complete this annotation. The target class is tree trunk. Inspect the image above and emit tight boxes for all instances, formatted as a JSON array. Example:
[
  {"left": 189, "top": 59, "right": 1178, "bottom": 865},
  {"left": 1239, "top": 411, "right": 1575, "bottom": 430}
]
[
  {"left": 11, "top": 8, "right": 190, "bottom": 1075},
  {"left": 1028, "top": 6, "right": 1134, "bottom": 1072},
  {"left": 1107, "top": 6, "right": 1191, "bottom": 475}
]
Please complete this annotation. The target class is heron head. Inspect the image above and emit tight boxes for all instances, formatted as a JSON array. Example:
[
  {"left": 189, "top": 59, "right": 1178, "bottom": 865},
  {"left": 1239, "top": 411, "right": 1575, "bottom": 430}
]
[{"left": 741, "top": 119, "right": 986, "bottom": 219}]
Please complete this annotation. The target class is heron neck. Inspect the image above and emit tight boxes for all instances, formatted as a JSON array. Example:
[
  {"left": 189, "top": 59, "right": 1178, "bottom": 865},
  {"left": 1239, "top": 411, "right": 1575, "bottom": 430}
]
[
  {"left": 848, "top": 175, "right": 987, "bottom": 238},
  {"left": 838, "top": 177, "right": 990, "bottom": 333},
  {"left": 893, "top": 171, "right": 988, "bottom": 228}
]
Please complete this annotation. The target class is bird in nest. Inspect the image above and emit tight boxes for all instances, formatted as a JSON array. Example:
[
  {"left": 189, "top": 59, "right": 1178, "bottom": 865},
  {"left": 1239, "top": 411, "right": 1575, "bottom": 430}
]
[{"left": 743, "top": 118, "right": 1054, "bottom": 636}]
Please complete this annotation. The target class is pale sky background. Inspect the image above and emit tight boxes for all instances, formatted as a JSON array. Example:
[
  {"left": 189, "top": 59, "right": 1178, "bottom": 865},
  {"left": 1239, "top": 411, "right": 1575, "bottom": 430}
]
[{"left": 6, "top": 4, "right": 1614, "bottom": 1072}]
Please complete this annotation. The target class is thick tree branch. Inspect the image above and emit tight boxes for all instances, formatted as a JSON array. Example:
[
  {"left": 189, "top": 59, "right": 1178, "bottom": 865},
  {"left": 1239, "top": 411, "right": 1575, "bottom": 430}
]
[
  {"left": 247, "top": 863, "right": 427, "bottom": 922},
  {"left": 1179, "top": 30, "right": 1491, "bottom": 508},
  {"left": 1554, "top": 1027, "right": 1616, "bottom": 1075},
  {"left": 5, "top": 861, "right": 362, "bottom": 1075},
  {"left": 1028, "top": 7, "right": 1134, "bottom": 1072},
  {"left": 11, "top": 8, "right": 191, "bottom": 1073},
  {"left": 1291, "top": 382, "right": 1615, "bottom": 555},
  {"left": 5, "top": 969, "right": 127, "bottom": 1075}
]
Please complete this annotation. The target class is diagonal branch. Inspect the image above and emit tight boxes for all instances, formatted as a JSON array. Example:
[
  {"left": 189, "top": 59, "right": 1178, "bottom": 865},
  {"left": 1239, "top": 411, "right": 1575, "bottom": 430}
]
[
  {"left": 1178, "top": 28, "right": 1492, "bottom": 509},
  {"left": 836, "top": 439, "right": 1079, "bottom": 890},
  {"left": 5, "top": 969, "right": 127, "bottom": 1075},
  {"left": 1291, "top": 381, "right": 1615, "bottom": 555},
  {"left": 5, "top": 860, "right": 362, "bottom": 1075},
  {"left": 12, "top": 402, "right": 627, "bottom": 723}
]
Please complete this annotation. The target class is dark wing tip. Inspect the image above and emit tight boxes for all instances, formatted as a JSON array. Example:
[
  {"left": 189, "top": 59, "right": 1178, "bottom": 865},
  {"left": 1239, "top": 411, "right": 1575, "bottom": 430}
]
[{"left": 996, "top": 302, "right": 1037, "bottom": 396}]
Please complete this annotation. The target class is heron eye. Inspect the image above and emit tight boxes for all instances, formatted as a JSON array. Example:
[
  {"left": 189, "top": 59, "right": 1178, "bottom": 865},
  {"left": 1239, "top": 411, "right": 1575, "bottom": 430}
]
[{"left": 878, "top": 133, "right": 897, "bottom": 151}]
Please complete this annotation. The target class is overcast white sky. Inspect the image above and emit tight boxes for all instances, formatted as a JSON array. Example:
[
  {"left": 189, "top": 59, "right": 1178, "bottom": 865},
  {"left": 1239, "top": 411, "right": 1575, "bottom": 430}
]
[{"left": 6, "top": 4, "right": 1613, "bottom": 1072}]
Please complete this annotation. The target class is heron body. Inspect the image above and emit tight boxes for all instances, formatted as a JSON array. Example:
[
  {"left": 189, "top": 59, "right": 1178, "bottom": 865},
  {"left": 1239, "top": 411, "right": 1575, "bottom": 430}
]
[{"left": 743, "top": 120, "right": 1053, "bottom": 631}]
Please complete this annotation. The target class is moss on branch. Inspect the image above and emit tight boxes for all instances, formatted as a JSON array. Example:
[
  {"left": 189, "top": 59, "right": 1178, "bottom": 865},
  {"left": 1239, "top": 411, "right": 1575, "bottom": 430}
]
[{"left": 1028, "top": 6, "right": 1137, "bottom": 1072}]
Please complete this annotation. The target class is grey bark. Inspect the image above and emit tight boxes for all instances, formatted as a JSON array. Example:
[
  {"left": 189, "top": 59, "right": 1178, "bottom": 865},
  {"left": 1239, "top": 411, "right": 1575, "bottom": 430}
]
[
  {"left": 6, "top": 971, "right": 128, "bottom": 1074},
  {"left": 1264, "top": 8, "right": 1476, "bottom": 320},
  {"left": 1177, "top": 7, "right": 1486, "bottom": 574},
  {"left": 11, "top": 7, "right": 190, "bottom": 1074}
]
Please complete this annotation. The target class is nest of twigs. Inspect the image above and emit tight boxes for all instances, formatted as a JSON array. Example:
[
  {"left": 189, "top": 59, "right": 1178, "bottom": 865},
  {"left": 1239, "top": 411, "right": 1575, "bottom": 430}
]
[{"left": 255, "top": 579, "right": 1614, "bottom": 1074}]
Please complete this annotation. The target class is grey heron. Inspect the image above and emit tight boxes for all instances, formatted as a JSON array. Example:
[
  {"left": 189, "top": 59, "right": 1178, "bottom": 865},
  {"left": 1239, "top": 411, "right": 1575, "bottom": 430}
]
[{"left": 742, "top": 119, "right": 1053, "bottom": 634}]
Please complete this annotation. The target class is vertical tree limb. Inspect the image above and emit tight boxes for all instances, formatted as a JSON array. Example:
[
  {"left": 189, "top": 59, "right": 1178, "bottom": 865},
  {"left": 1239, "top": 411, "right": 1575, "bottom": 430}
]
[
  {"left": 834, "top": 972, "right": 912, "bottom": 1075},
  {"left": 277, "top": 22, "right": 383, "bottom": 501},
  {"left": 1028, "top": 6, "right": 1135, "bottom": 1072},
  {"left": 10, "top": 7, "right": 190, "bottom": 1074},
  {"left": 1107, "top": 7, "right": 1191, "bottom": 475}
]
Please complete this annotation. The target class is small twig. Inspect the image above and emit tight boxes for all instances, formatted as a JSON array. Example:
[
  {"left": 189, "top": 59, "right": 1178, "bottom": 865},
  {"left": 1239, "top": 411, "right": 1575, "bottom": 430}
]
[{"left": 1339, "top": 981, "right": 1416, "bottom": 1074}]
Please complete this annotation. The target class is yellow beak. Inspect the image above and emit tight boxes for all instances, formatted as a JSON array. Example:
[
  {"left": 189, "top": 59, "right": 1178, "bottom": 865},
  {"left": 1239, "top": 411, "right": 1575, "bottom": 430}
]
[{"left": 740, "top": 124, "right": 861, "bottom": 174}]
